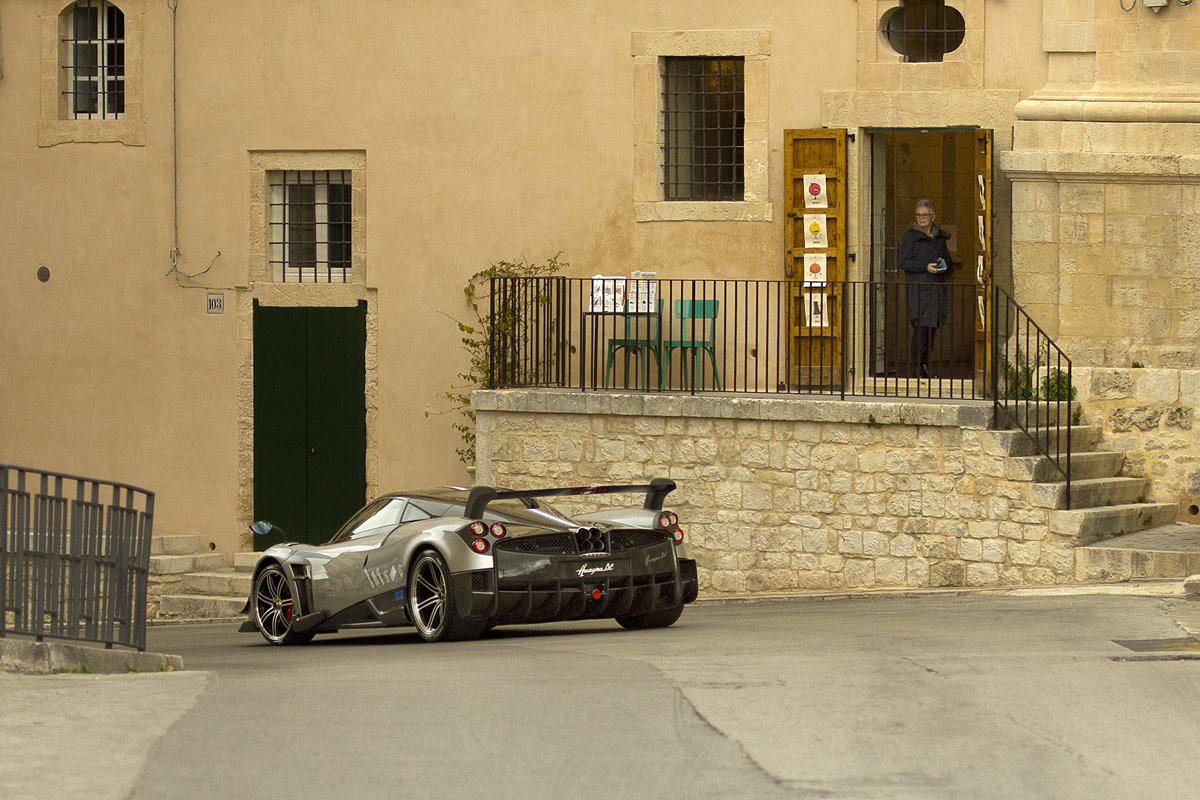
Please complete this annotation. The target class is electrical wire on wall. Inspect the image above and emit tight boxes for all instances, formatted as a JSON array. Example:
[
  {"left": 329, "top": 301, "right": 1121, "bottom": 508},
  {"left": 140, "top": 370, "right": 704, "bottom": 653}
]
[{"left": 164, "top": 0, "right": 235, "bottom": 290}]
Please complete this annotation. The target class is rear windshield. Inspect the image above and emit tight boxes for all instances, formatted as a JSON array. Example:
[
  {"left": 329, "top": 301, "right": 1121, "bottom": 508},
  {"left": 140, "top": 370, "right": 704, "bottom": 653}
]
[{"left": 404, "top": 496, "right": 575, "bottom": 529}]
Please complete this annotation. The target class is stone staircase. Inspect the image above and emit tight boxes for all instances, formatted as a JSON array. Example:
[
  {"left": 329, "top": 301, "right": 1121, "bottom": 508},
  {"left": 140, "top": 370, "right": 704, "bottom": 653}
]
[
  {"left": 149, "top": 534, "right": 251, "bottom": 622},
  {"left": 993, "top": 405, "right": 1199, "bottom": 582}
]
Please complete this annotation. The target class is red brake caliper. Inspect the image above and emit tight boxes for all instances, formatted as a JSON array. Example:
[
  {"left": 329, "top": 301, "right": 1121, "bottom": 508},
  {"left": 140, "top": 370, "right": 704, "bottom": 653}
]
[{"left": 282, "top": 578, "right": 294, "bottom": 621}]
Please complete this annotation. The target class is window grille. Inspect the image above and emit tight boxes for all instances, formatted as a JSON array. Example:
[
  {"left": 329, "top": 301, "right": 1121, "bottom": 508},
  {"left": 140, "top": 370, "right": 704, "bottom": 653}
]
[
  {"left": 661, "top": 57, "right": 745, "bottom": 202},
  {"left": 63, "top": 0, "right": 125, "bottom": 119},
  {"left": 882, "top": 0, "right": 965, "bottom": 63},
  {"left": 268, "top": 171, "right": 353, "bottom": 283}
]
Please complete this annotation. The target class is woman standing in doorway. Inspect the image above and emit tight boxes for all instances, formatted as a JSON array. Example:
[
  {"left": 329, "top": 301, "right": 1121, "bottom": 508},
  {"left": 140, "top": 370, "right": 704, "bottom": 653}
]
[{"left": 898, "top": 199, "right": 953, "bottom": 378}]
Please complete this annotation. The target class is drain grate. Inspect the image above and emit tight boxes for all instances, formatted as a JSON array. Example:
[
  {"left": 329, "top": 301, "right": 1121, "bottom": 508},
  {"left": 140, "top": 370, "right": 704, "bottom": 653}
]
[{"left": 1112, "top": 637, "right": 1200, "bottom": 653}]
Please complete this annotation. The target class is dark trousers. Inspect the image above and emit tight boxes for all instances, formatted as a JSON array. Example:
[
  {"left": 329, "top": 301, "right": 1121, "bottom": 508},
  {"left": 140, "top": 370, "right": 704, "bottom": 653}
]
[{"left": 910, "top": 324, "right": 937, "bottom": 377}]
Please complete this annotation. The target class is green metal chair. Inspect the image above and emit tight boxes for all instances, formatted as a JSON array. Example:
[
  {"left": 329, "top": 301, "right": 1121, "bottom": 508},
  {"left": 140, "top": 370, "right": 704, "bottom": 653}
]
[
  {"left": 604, "top": 298, "right": 663, "bottom": 389},
  {"left": 661, "top": 299, "right": 722, "bottom": 390}
]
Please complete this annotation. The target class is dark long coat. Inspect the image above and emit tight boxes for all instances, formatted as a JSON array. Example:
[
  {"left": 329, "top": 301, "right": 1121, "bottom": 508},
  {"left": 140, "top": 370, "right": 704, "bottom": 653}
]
[{"left": 898, "top": 224, "right": 953, "bottom": 327}]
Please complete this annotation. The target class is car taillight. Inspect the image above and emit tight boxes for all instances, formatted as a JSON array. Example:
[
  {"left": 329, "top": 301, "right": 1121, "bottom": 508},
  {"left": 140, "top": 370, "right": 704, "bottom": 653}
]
[
  {"left": 658, "top": 511, "right": 678, "bottom": 529},
  {"left": 490, "top": 523, "right": 506, "bottom": 538},
  {"left": 673, "top": 527, "right": 684, "bottom": 544},
  {"left": 471, "top": 538, "right": 489, "bottom": 554},
  {"left": 470, "top": 521, "right": 487, "bottom": 536}
]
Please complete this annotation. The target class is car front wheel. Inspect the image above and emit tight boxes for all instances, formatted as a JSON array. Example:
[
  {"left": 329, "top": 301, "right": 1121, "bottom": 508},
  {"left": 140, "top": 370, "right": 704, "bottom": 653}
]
[
  {"left": 616, "top": 604, "right": 684, "bottom": 630},
  {"left": 406, "top": 549, "right": 485, "bottom": 643},
  {"left": 253, "top": 564, "right": 314, "bottom": 646}
]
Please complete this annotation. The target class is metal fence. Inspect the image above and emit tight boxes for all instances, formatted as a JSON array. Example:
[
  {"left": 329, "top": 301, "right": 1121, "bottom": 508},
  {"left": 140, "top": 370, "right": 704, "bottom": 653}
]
[
  {"left": 489, "top": 277, "right": 989, "bottom": 397},
  {"left": 486, "top": 276, "right": 1073, "bottom": 502},
  {"left": 0, "top": 465, "right": 154, "bottom": 651}
]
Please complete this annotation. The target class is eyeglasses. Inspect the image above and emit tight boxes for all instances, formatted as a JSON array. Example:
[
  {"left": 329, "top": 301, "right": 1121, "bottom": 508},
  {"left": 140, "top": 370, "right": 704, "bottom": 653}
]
[{"left": 916, "top": 212, "right": 934, "bottom": 218}]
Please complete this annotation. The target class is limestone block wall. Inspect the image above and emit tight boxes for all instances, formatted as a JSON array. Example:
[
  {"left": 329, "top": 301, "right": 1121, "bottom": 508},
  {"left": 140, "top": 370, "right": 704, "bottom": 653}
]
[
  {"left": 1075, "top": 366, "right": 1200, "bottom": 515},
  {"left": 474, "top": 391, "right": 1080, "bottom": 594}
]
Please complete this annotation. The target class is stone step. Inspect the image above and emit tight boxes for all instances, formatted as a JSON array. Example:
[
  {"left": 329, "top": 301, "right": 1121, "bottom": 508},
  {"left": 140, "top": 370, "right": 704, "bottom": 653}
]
[
  {"left": 149, "top": 552, "right": 227, "bottom": 575},
  {"left": 157, "top": 594, "right": 245, "bottom": 620},
  {"left": 988, "top": 425, "right": 1101, "bottom": 457},
  {"left": 996, "top": 401, "right": 1079, "bottom": 428},
  {"left": 1026, "top": 476, "right": 1150, "bottom": 510},
  {"left": 1074, "top": 524, "right": 1200, "bottom": 582},
  {"left": 1049, "top": 503, "right": 1178, "bottom": 545},
  {"left": 234, "top": 552, "right": 259, "bottom": 572},
  {"left": 151, "top": 534, "right": 202, "bottom": 555},
  {"left": 178, "top": 570, "right": 252, "bottom": 597},
  {"left": 1004, "top": 450, "right": 1124, "bottom": 483}
]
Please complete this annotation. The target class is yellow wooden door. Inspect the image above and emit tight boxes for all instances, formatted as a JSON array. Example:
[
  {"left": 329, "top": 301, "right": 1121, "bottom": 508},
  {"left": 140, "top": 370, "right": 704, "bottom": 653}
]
[
  {"left": 973, "top": 129, "right": 993, "bottom": 393},
  {"left": 784, "top": 129, "right": 847, "bottom": 389}
]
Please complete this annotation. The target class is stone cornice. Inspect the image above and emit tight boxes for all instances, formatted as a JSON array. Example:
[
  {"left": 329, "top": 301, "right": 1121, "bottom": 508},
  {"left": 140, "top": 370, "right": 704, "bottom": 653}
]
[
  {"left": 1016, "top": 98, "right": 1200, "bottom": 124},
  {"left": 473, "top": 389, "right": 995, "bottom": 429},
  {"left": 999, "top": 150, "right": 1200, "bottom": 183}
]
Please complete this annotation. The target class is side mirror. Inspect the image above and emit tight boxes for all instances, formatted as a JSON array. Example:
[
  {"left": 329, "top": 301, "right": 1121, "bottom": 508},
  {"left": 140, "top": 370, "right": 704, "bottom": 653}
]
[{"left": 249, "top": 520, "right": 284, "bottom": 539}]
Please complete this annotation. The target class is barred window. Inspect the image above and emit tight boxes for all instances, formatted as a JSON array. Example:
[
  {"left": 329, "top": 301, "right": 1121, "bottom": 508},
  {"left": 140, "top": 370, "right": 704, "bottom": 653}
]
[
  {"left": 661, "top": 57, "right": 745, "bottom": 202},
  {"left": 63, "top": 0, "right": 125, "bottom": 119},
  {"left": 268, "top": 171, "right": 352, "bottom": 283},
  {"left": 882, "top": 0, "right": 965, "bottom": 63}
]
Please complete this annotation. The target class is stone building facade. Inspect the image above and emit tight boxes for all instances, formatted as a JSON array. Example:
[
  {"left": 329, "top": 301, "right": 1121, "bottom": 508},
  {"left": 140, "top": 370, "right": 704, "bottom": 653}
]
[{"left": 3, "top": 0, "right": 1200, "bottom": 570}]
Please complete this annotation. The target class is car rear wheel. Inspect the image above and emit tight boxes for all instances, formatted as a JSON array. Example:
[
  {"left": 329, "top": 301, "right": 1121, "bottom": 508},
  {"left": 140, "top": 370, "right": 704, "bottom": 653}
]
[
  {"left": 616, "top": 604, "right": 684, "bottom": 630},
  {"left": 406, "top": 549, "right": 486, "bottom": 643},
  {"left": 253, "top": 564, "right": 314, "bottom": 646}
]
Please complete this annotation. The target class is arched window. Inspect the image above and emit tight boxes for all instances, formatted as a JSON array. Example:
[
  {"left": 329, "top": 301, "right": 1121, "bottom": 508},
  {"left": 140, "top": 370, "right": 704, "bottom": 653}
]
[
  {"left": 881, "top": 0, "right": 965, "bottom": 64},
  {"left": 62, "top": 0, "right": 125, "bottom": 119}
]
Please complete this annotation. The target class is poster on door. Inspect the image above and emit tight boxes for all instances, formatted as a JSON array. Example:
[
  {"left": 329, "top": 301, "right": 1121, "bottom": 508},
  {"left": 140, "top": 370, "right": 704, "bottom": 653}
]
[
  {"left": 803, "top": 214, "right": 828, "bottom": 248},
  {"left": 804, "top": 292, "right": 829, "bottom": 328},
  {"left": 802, "top": 174, "right": 828, "bottom": 209},
  {"left": 803, "top": 253, "right": 828, "bottom": 287}
]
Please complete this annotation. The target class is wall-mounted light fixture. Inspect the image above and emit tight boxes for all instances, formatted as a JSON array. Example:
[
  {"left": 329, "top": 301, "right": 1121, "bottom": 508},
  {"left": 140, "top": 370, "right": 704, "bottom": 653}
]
[{"left": 1123, "top": 0, "right": 1193, "bottom": 11}]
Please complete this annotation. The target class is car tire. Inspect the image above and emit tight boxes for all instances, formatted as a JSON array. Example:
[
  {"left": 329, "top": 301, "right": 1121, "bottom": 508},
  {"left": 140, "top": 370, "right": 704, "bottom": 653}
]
[
  {"left": 406, "top": 549, "right": 486, "bottom": 643},
  {"left": 252, "top": 564, "right": 314, "bottom": 646},
  {"left": 616, "top": 604, "right": 684, "bottom": 630}
]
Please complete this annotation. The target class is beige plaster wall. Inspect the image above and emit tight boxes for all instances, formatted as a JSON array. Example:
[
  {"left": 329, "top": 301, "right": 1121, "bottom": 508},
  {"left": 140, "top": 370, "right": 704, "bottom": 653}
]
[{"left": 2, "top": 0, "right": 1050, "bottom": 557}]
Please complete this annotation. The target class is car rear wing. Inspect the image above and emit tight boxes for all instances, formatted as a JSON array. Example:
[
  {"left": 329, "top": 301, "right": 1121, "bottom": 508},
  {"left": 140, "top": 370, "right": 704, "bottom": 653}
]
[{"left": 465, "top": 477, "right": 676, "bottom": 519}]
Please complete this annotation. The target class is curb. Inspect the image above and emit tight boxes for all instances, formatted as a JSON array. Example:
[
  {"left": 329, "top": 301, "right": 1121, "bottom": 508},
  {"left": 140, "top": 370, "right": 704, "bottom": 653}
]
[
  {"left": 0, "top": 638, "right": 184, "bottom": 675},
  {"left": 693, "top": 579, "right": 1190, "bottom": 605}
]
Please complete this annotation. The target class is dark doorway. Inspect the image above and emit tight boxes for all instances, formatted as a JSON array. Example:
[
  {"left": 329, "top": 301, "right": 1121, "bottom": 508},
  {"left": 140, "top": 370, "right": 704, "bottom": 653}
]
[
  {"left": 253, "top": 302, "right": 367, "bottom": 547},
  {"left": 868, "top": 128, "right": 987, "bottom": 380}
]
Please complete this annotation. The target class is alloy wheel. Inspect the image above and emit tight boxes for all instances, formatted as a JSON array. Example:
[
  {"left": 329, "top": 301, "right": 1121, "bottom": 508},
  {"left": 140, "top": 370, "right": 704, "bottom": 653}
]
[
  {"left": 409, "top": 552, "right": 448, "bottom": 638},
  {"left": 255, "top": 566, "right": 296, "bottom": 644}
]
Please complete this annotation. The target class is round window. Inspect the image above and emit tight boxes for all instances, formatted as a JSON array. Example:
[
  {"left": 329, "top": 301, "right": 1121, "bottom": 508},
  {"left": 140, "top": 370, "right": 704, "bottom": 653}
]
[{"left": 881, "top": 0, "right": 965, "bottom": 63}]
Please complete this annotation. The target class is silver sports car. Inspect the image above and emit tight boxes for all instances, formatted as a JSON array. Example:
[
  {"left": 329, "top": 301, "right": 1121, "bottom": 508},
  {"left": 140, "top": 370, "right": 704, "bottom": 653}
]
[{"left": 240, "top": 478, "right": 698, "bottom": 645}]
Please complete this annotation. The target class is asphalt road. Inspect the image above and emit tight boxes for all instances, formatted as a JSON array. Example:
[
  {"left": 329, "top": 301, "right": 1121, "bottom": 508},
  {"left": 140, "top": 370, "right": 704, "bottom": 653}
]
[{"left": 4, "top": 592, "right": 1200, "bottom": 800}]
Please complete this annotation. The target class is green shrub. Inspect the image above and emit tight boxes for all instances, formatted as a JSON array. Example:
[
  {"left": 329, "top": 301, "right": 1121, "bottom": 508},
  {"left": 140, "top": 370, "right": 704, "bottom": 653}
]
[
  {"left": 432, "top": 254, "right": 566, "bottom": 464},
  {"left": 1041, "top": 368, "right": 1076, "bottom": 401}
]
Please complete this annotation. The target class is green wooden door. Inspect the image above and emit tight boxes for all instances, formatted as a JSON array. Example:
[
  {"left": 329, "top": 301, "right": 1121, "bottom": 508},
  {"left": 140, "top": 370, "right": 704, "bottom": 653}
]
[{"left": 253, "top": 302, "right": 367, "bottom": 547}]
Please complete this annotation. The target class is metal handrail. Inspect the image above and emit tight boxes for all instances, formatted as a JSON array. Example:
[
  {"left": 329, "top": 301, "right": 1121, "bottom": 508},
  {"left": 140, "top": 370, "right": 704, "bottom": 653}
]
[
  {"left": 0, "top": 465, "right": 154, "bottom": 651},
  {"left": 990, "top": 287, "right": 1074, "bottom": 508}
]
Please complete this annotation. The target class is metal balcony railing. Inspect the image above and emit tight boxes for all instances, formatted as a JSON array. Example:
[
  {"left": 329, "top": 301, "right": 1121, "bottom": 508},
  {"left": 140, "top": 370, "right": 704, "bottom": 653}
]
[
  {"left": 0, "top": 465, "right": 155, "bottom": 651},
  {"left": 485, "top": 276, "right": 1073, "bottom": 503}
]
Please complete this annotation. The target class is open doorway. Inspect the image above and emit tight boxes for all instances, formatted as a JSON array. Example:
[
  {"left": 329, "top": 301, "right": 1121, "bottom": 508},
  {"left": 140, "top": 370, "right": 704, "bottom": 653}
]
[{"left": 867, "top": 129, "right": 987, "bottom": 380}]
